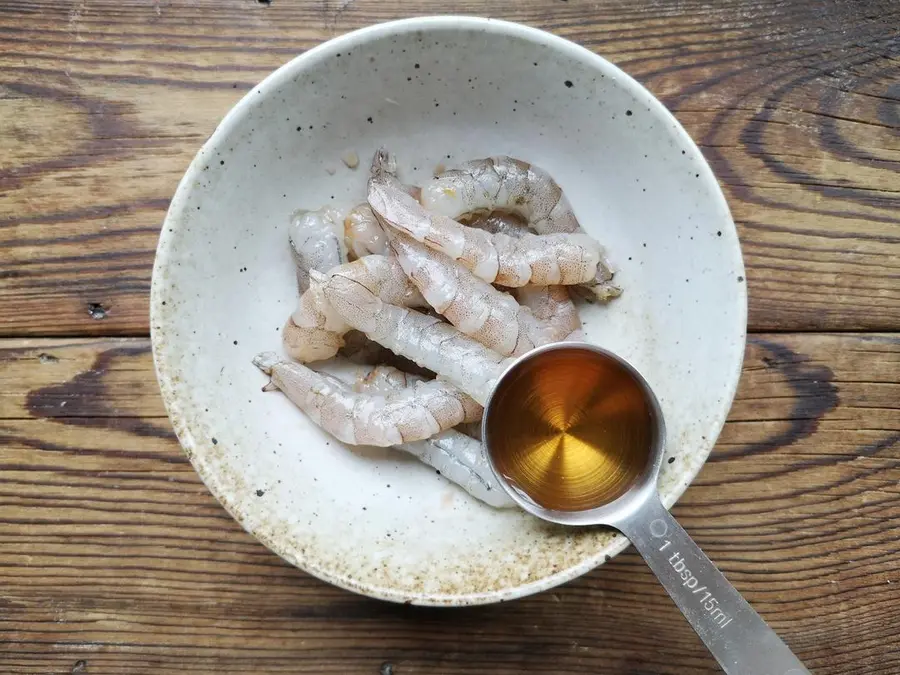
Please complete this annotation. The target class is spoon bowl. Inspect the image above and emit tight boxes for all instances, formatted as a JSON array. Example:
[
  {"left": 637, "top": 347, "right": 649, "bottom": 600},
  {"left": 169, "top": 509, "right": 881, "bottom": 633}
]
[{"left": 483, "top": 342, "right": 664, "bottom": 525}]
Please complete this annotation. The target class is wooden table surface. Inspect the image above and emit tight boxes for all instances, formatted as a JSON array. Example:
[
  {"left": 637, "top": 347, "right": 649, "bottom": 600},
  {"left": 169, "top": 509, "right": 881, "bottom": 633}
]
[{"left": 1, "top": 1, "right": 898, "bottom": 673}]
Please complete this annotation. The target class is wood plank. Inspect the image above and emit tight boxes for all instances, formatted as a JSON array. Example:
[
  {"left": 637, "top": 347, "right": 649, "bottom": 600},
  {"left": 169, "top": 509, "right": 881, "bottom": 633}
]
[
  {"left": 0, "top": 334, "right": 897, "bottom": 673},
  {"left": 1, "top": 0, "right": 899, "bottom": 336}
]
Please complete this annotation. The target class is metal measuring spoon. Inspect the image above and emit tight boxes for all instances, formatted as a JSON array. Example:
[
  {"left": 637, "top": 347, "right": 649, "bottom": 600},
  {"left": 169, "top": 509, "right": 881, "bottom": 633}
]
[{"left": 481, "top": 343, "right": 811, "bottom": 675}]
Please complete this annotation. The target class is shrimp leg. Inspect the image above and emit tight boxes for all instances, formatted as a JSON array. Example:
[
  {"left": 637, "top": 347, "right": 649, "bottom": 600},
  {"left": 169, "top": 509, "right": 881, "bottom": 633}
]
[
  {"left": 367, "top": 150, "right": 604, "bottom": 288},
  {"left": 420, "top": 156, "right": 621, "bottom": 300},
  {"left": 253, "top": 352, "right": 481, "bottom": 447},
  {"left": 389, "top": 231, "right": 579, "bottom": 355},
  {"left": 323, "top": 266, "right": 513, "bottom": 405}
]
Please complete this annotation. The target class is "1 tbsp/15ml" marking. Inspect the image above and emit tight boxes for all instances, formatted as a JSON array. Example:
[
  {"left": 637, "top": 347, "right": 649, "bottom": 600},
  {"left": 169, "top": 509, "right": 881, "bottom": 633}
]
[{"left": 658, "top": 540, "right": 733, "bottom": 629}]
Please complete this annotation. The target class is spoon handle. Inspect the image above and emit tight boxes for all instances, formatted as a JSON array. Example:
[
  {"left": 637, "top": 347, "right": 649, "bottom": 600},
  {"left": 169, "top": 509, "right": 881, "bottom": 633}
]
[{"left": 616, "top": 493, "right": 811, "bottom": 675}]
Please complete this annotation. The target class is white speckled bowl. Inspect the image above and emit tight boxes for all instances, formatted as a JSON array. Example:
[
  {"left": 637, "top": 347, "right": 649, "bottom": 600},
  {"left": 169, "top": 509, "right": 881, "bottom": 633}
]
[{"left": 151, "top": 17, "right": 746, "bottom": 606}]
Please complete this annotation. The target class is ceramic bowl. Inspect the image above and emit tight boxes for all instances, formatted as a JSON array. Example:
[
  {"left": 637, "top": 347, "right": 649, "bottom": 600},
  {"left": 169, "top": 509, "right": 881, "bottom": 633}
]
[{"left": 151, "top": 16, "right": 746, "bottom": 606}]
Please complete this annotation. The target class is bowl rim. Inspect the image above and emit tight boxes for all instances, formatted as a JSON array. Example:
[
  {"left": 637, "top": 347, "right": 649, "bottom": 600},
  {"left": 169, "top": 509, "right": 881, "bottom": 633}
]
[{"left": 151, "top": 15, "right": 747, "bottom": 606}]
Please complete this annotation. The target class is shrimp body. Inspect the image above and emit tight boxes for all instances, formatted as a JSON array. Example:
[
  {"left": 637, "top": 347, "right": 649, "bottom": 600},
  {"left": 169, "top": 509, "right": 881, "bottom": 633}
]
[
  {"left": 323, "top": 267, "right": 512, "bottom": 404},
  {"left": 368, "top": 151, "right": 602, "bottom": 288},
  {"left": 421, "top": 157, "right": 621, "bottom": 300},
  {"left": 514, "top": 285, "right": 581, "bottom": 337},
  {"left": 284, "top": 256, "right": 426, "bottom": 363},
  {"left": 288, "top": 206, "right": 345, "bottom": 292},
  {"left": 322, "top": 255, "right": 427, "bottom": 312},
  {"left": 390, "top": 232, "right": 579, "bottom": 355},
  {"left": 313, "top": 362, "right": 512, "bottom": 508},
  {"left": 421, "top": 157, "right": 580, "bottom": 235},
  {"left": 466, "top": 211, "right": 581, "bottom": 337},
  {"left": 254, "top": 353, "right": 481, "bottom": 447}
]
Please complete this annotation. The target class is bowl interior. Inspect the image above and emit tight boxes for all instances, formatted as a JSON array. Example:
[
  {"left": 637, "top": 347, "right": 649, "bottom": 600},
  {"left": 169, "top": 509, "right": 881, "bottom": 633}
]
[{"left": 151, "top": 17, "right": 746, "bottom": 605}]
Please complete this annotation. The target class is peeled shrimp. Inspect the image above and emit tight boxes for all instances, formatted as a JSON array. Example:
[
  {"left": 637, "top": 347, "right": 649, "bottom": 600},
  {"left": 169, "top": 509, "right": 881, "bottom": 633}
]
[
  {"left": 283, "top": 255, "right": 426, "bottom": 363},
  {"left": 367, "top": 150, "right": 604, "bottom": 288},
  {"left": 420, "top": 157, "right": 620, "bottom": 300},
  {"left": 389, "top": 232, "right": 579, "bottom": 356},
  {"left": 288, "top": 206, "right": 345, "bottom": 292},
  {"left": 253, "top": 352, "right": 481, "bottom": 447},
  {"left": 344, "top": 204, "right": 389, "bottom": 258},
  {"left": 323, "top": 266, "right": 513, "bottom": 404}
]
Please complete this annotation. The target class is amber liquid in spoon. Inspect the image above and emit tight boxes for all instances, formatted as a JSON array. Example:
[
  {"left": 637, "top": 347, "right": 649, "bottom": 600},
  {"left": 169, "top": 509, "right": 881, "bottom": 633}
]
[{"left": 485, "top": 349, "right": 655, "bottom": 511}]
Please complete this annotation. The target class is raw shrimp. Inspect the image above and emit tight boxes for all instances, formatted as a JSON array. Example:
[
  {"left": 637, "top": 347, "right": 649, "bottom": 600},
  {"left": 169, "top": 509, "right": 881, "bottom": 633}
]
[
  {"left": 344, "top": 204, "right": 389, "bottom": 258},
  {"left": 311, "top": 362, "right": 512, "bottom": 508},
  {"left": 288, "top": 206, "right": 345, "bottom": 292},
  {"left": 283, "top": 255, "right": 426, "bottom": 363},
  {"left": 389, "top": 232, "right": 579, "bottom": 355},
  {"left": 367, "top": 150, "right": 604, "bottom": 288},
  {"left": 253, "top": 352, "right": 481, "bottom": 447},
  {"left": 420, "top": 157, "right": 620, "bottom": 300},
  {"left": 323, "top": 266, "right": 513, "bottom": 404},
  {"left": 321, "top": 255, "right": 427, "bottom": 312}
]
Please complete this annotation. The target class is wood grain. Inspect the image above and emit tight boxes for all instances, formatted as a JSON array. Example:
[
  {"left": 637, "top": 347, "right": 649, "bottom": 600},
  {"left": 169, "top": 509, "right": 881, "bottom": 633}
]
[
  {"left": 2, "top": 1, "right": 899, "bottom": 672},
  {"left": 1, "top": 0, "right": 899, "bottom": 336},
  {"left": 1, "top": 333, "right": 897, "bottom": 674}
]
